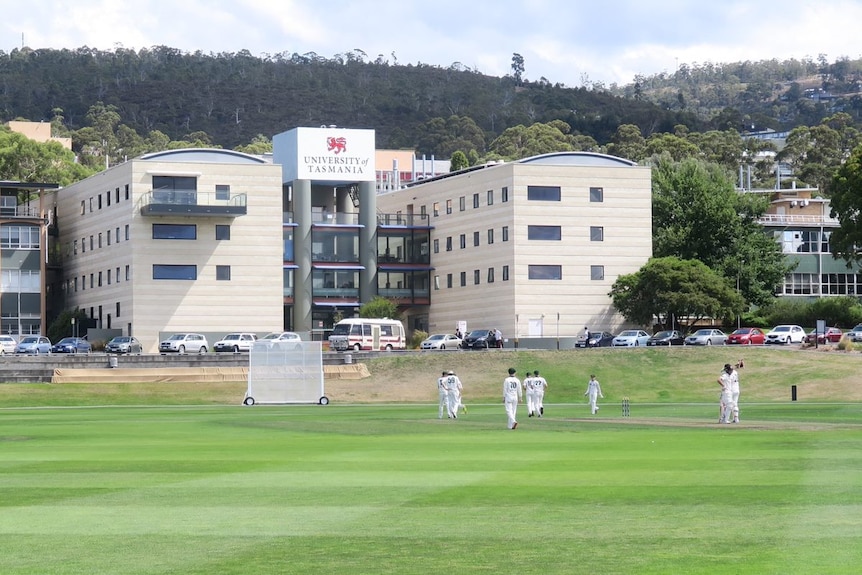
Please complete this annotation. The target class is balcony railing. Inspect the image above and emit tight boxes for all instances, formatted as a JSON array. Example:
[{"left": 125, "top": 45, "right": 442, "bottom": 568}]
[
  {"left": 140, "top": 190, "right": 247, "bottom": 217},
  {"left": 757, "top": 213, "right": 839, "bottom": 227},
  {"left": 0, "top": 206, "right": 43, "bottom": 219},
  {"left": 377, "top": 213, "right": 431, "bottom": 227}
]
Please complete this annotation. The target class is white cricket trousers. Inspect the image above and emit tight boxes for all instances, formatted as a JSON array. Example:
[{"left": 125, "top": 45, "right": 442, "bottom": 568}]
[
  {"left": 505, "top": 396, "right": 519, "bottom": 429},
  {"left": 588, "top": 391, "right": 600, "bottom": 414}
]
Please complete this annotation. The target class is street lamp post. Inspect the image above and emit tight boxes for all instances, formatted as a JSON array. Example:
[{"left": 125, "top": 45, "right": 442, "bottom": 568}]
[
  {"left": 71, "top": 317, "right": 76, "bottom": 339},
  {"left": 736, "top": 259, "right": 745, "bottom": 329}
]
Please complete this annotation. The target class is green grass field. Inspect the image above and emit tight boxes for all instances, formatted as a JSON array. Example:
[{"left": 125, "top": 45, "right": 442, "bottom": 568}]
[{"left": 2, "top": 347, "right": 861, "bottom": 574}]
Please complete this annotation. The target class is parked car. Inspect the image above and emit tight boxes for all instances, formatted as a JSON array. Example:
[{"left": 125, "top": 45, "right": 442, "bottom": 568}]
[
  {"left": 575, "top": 331, "right": 615, "bottom": 348},
  {"left": 726, "top": 327, "right": 765, "bottom": 345},
  {"left": 214, "top": 332, "right": 258, "bottom": 353},
  {"left": 159, "top": 333, "right": 208, "bottom": 354},
  {"left": 847, "top": 324, "right": 862, "bottom": 342},
  {"left": 684, "top": 329, "right": 727, "bottom": 346},
  {"left": 612, "top": 329, "right": 651, "bottom": 347},
  {"left": 646, "top": 330, "right": 685, "bottom": 346},
  {"left": 258, "top": 332, "right": 303, "bottom": 349},
  {"left": 15, "top": 335, "right": 52, "bottom": 354},
  {"left": 804, "top": 327, "right": 843, "bottom": 344},
  {"left": 0, "top": 335, "right": 17, "bottom": 354},
  {"left": 51, "top": 337, "right": 92, "bottom": 354},
  {"left": 105, "top": 336, "right": 143, "bottom": 355},
  {"left": 461, "top": 329, "right": 496, "bottom": 350},
  {"left": 420, "top": 333, "right": 462, "bottom": 350},
  {"left": 765, "top": 325, "right": 806, "bottom": 345}
]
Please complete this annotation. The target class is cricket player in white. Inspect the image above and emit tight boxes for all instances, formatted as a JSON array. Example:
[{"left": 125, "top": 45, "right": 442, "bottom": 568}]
[
  {"left": 438, "top": 371, "right": 449, "bottom": 419},
  {"left": 503, "top": 367, "right": 522, "bottom": 429},
  {"left": 717, "top": 363, "right": 737, "bottom": 424},
  {"left": 729, "top": 361, "right": 742, "bottom": 423},
  {"left": 445, "top": 370, "right": 462, "bottom": 419},
  {"left": 584, "top": 374, "right": 603, "bottom": 414},
  {"left": 532, "top": 370, "right": 547, "bottom": 417},
  {"left": 523, "top": 371, "right": 537, "bottom": 417}
]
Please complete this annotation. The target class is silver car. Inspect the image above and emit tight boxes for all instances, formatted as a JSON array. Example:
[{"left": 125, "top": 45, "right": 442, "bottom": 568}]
[
  {"left": 684, "top": 329, "right": 727, "bottom": 346},
  {"left": 159, "top": 333, "right": 209, "bottom": 354},
  {"left": 420, "top": 334, "right": 462, "bottom": 350}
]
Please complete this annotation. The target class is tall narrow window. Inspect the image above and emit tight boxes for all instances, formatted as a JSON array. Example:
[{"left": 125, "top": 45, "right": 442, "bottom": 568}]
[
  {"left": 460, "top": 272, "right": 466, "bottom": 287},
  {"left": 433, "top": 238, "right": 439, "bottom": 254},
  {"left": 459, "top": 196, "right": 466, "bottom": 211},
  {"left": 502, "top": 226, "right": 509, "bottom": 241},
  {"left": 487, "top": 229, "right": 494, "bottom": 244},
  {"left": 473, "top": 193, "right": 480, "bottom": 208},
  {"left": 503, "top": 265, "right": 509, "bottom": 281},
  {"left": 447, "top": 273, "right": 453, "bottom": 288},
  {"left": 473, "top": 231, "right": 480, "bottom": 246},
  {"left": 502, "top": 186, "right": 509, "bottom": 202},
  {"left": 446, "top": 199, "right": 452, "bottom": 214},
  {"left": 446, "top": 237, "right": 452, "bottom": 251},
  {"left": 487, "top": 268, "right": 495, "bottom": 283},
  {"left": 487, "top": 190, "right": 493, "bottom": 205},
  {"left": 459, "top": 234, "right": 466, "bottom": 249},
  {"left": 474, "top": 270, "right": 480, "bottom": 285},
  {"left": 433, "top": 202, "right": 440, "bottom": 217}
]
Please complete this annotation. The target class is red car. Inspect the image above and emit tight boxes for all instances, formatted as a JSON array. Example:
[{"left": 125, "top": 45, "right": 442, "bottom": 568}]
[
  {"left": 726, "top": 327, "right": 765, "bottom": 345},
  {"left": 804, "top": 327, "right": 843, "bottom": 344}
]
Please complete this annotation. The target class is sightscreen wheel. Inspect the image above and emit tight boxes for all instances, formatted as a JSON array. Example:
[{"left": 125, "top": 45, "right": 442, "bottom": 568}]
[
  {"left": 243, "top": 396, "right": 255, "bottom": 406},
  {"left": 319, "top": 396, "right": 330, "bottom": 405}
]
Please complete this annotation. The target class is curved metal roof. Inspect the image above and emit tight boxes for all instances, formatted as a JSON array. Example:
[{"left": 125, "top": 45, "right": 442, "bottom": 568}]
[{"left": 139, "top": 148, "right": 269, "bottom": 164}]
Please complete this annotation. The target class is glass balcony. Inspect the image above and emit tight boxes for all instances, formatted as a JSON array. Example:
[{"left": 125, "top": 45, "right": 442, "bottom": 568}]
[{"left": 140, "top": 190, "right": 247, "bottom": 217}]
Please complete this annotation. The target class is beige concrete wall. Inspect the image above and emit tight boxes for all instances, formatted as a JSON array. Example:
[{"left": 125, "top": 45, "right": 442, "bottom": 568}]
[
  {"left": 52, "top": 156, "right": 284, "bottom": 353},
  {"left": 377, "top": 157, "right": 652, "bottom": 340}
]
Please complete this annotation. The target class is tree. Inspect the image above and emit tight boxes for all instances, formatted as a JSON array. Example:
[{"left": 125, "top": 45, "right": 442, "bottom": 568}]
[
  {"left": 606, "top": 124, "right": 646, "bottom": 161},
  {"left": 609, "top": 257, "right": 745, "bottom": 328},
  {"left": 450, "top": 150, "right": 469, "bottom": 171},
  {"left": 827, "top": 143, "right": 862, "bottom": 264},
  {"left": 511, "top": 53, "right": 525, "bottom": 84},
  {"left": 651, "top": 156, "right": 790, "bottom": 308},
  {"left": 486, "top": 120, "right": 577, "bottom": 160},
  {"left": 0, "top": 128, "right": 94, "bottom": 185},
  {"left": 359, "top": 296, "right": 400, "bottom": 320}
]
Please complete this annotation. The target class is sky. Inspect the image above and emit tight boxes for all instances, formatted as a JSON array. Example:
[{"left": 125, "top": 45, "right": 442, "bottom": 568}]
[{"left": 3, "top": 0, "right": 862, "bottom": 88}]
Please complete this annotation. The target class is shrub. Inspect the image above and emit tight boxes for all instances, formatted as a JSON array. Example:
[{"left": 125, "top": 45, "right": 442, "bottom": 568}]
[{"left": 410, "top": 330, "right": 428, "bottom": 349}]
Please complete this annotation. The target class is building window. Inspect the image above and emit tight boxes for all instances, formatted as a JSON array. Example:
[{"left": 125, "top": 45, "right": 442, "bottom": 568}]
[
  {"left": 487, "top": 267, "right": 495, "bottom": 283},
  {"left": 90, "top": 273, "right": 94, "bottom": 288},
  {"left": 459, "top": 234, "right": 466, "bottom": 249},
  {"left": 115, "top": 187, "right": 120, "bottom": 203},
  {"left": 116, "top": 302, "right": 120, "bottom": 318},
  {"left": 590, "top": 226, "right": 604, "bottom": 241},
  {"left": 216, "top": 265, "right": 231, "bottom": 281},
  {"left": 447, "top": 273, "right": 453, "bottom": 288},
  {"left": 153, "top": 224, "right": 197, "bottom": 239},
  {"left": 590, "top": 187, "right": 604, "bottom": 202},
  {"left": 591, "top": 265, "right": 605, "bottom": 280},
  {"left": 125, "top": 265, "right": 130, "bottom": 281},
  {"left": 98, "top": 271, "right": 102, "bottom": 286},
  {"left": 474, "top": 269, "right": 480, "bottom": 285},
  {"left": 502, "top": 186, "right": 509, "bottom": 202},
  {"left": 73, "top": 239, "right": 78, "bottom": 255},
  {"left": 74, "top": 277, "right": 78, "bottom": 292},
  {"left": 488, "top": 229, "right": 494, "bottom": 244},
  {"left": 502, "top": 226, "right": 509, "bottom": 242},
  {"left": 98, "top": 194, "right": 102, "bottom": 210},
  {"left": 215, "top": 184, "right": 230, "bottom": 201},
  {"left": 125, "top": 225, "right": 130, "bottom": 240},
  {"left": 433, "top": 202, "right": 440, "bottom": 217},
  {"left": 487, "top": 190, "right": 493, "bottom": 205},
  {"left": 446, "top": 199, "right": 452, "bottom": 214},
  {"left": 528, "top": 265, "right": 562, "bottom": 280},
  {"left": 215, "top": 225, "right": 231, "bottom": 240},
  {"left": 116, "top": 267, "right": 120, "bottom": 282},
  {"left": 116, "top": 227, "right": 120, "bottom": 242},
  {"left": 107, "top": 268, "right": 112, "bottom": 285},
  {"left": 433, "top": 238, "right": 439, "bottom": 254},
  {"left": 527, "top": 186, "right": 561, "bottom": 201},
  {"left": 503, "top": 265, "right": 509, "bottom": 281},
  {"left": 107, "top": 230, "right": 111, "bottom": 246},
  {"left": 81, "top": 275, "right": 85, "bottom": 290},
  {"left": 446, "top": 237, "right": 452, "bottom": 251},
  {"left": 89, "top": 197, "right": 94, "bottom": 212},
  {"left": 473, "top": 193, "right": 479, "bottom": 208},
  {"left": 460, "top": 271, "right": 466, "bottom": 287},
  {"left": 98, "top": 233, "right": 102, "bottom": 248},
  {"left": 89, "top": 236, "right": 93, "bottom": 251},
  {"left": 459, "top": 196, "right": 466, "bottom": 211},
  {"left": 473, "top": 231, "right": 480, "bottom": 246},
  {"left": 434, "top": 275, "right": 440, "bottom": 290},
  {"left": 81, "top": 237, "right": 86, "bottom": 253},
  {"left": 527, "top": 225, "right": 562, "bottom": 240},
  {"left": 153, "top": 265, "right": 197, "bottom": 280},
  {"left": 420, "top": 205, "right": 427, "bottom": 216},
  {"left": 106, "top": 190, "right": 111, "bottom": 206},
  {"left": 125, "top": 184, "right": 129, "bottom": 200},
  {"left": 80, "top": 200, "right": 85, "bottom": 215}
]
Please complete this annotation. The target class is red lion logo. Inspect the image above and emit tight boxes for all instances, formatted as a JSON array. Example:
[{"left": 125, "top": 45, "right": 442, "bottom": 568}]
[{"left": 327, "top": 137, "right": 347, "bottom": 154}]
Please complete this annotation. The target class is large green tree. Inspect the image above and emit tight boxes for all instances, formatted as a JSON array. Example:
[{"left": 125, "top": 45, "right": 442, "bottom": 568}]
[
  {"left": 0, "top": 127, "right": 93, "bottom": 185},
  {"left": 609, "top": 257, "right": 745, "bottom": 328},
  {"left": 651, "top": 156, "right": 790, "bottom": 308},
  {"left": 827, "top": 143, "right": 862, "bottom": 264}
]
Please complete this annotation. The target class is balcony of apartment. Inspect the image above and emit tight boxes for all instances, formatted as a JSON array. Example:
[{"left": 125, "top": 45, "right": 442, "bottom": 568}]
[
  {"left": 377, "top": 212, "right": 432, "bottom": 228},
  {"left": 140, "top": 190, "right": 247, "bottom": 217},
  {"left": 757, "top": 212, "right": 839, "bottom": 228},
  {"left": 0, "top": 205, "right": 45, "bottom": 222}
]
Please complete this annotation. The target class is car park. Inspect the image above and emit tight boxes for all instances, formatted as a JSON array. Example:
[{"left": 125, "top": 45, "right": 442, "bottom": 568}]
[
  {"left": 420, "top": 333, "right": 462, "bottom": 350},
  {"left": 684, "top": 329, "right": 727, "bottom": 346},
  {"left": 804, "top": 327, "right": 843, "bottom": 344},
  {"left": 0, "top": 335, "right": 17, "bottom": 354},
  {"left": 845, "top": 324, "right": 862, "bottom": 342},
  {"left": 612, "top": 329, "right": 651, "bottom": 347},
  {"left": 646, "top": 330, "right": 685, "bottom": 346},
  {"left": 159, "top": 333, "right": 208, "bottom": 354},
  {"left": 50, "top": 337, "right": 92, "bottom": 354},
  {"left": 461, "top": 329, "right": 496, "bottom": 350},
  {"left": 214, "top": 332, "right": 258, "bottom": 353},
  {"left": 575, "top": 331, "right": 615, "bottom": 348},
  {"left": 15, "top": 335, "right": 52, "bottom": 354},
  {"left": 105, "top": 336, "right": 143, "bottom": 354},
  {"left": 764, "top": 324, "right": 806, "bottom": 345},
  {"left": 726, "top": 327, "right": 765, "bottom": 345}
]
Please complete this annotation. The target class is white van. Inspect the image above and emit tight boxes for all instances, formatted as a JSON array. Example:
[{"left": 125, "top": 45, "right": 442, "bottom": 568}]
[{"left": 328, "top": 318, "right": 406, "bottom": 352}]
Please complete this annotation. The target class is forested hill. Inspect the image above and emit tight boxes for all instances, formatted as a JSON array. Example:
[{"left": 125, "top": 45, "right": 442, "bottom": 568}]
[{"left": 1, "top": 46, "right": 861, "bottom": 157}]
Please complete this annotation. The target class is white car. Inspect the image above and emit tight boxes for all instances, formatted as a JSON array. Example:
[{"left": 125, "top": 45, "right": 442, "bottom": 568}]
[
  {"left": 0, "top": 335, "right": 17, "bottom": 354},
  {"left": 612, "top": 330, "right": 651, "bottom": 347},
  {"left": 258, "top": 332, "right": 303, "bottom": 349},
  {"left": 765, "top": 324, "right": 806, "bottom": 345},
  {"left": 159, "top": 333, "right": 209, "bottom": 354},
  {"left": 213, "top": 332, "right": 257, "bottom": 353},
  {"left": 684, "top": 329, "right": 727, "bottom": 346},
  {"left": 420, "top": 334, "right": 462, "bottom": 350},
  {"left": 846, "top": 324, "right": 862, "bottom": 342}
]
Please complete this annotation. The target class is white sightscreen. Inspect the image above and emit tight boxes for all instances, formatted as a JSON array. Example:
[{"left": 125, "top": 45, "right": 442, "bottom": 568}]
[{"left": 245, "top": 341, "right": 325, "bottom": 405}]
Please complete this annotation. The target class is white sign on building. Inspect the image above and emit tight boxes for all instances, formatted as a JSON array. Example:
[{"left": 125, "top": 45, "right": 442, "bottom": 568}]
[{"left": 273, "top": 127, "right": 376, "bottom": 183}]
